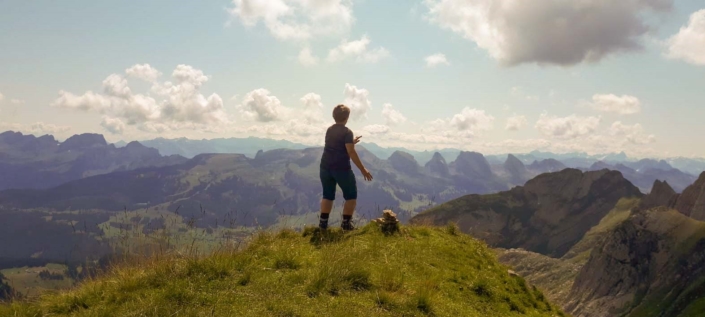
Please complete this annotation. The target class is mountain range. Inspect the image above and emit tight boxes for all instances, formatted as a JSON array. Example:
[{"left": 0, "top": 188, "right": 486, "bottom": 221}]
[
  {"left": 414, "top": 169, "right": 705, "bottom": 316},
  {"left": 0, "top": 131, "right": 186, "bottom": 191}
]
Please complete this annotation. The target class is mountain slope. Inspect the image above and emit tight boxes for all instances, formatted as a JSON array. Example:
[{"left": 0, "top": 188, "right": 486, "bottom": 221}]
[
  {"left": 0, "top": 225, "right": 563, "bottom": 316},
  {"left": 412, "top": 169, "right": 643, "bottom": 257},
  {"left": 0, "top": 131, "right": 187, "bottom": 190}
]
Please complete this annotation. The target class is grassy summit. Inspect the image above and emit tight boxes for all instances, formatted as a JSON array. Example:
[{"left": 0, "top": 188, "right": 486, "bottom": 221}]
[{"left": 1, "top": 224, "right": 563, "bottom": 317}]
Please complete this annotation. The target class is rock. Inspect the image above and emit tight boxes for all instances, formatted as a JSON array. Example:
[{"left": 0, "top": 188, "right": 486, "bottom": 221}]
[
  {"left": 508, "top": 269, "right": 519, "bottom": 277},
  {"left": 373, "top": 210, "right": 400, "bottom": 234},
  {"left": 450, "top": 151, "right": 494, "bottom": 179}
]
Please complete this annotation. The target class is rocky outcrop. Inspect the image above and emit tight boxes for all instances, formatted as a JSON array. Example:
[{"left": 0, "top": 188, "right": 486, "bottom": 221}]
[
  {"left": 424, "top": 152, "right": 450, "bottom": 177},
  {"left": 412, "top": 169, "right": 643, "bottom": 257},
  {"left": 388, "top": 151, "right": 420, "bottom": 175},
  {"left": 639, "top": 180, "right": 677, "bottom": 210},
  {"left": 674, "top": 172, "right": 705, "bottom": 220},
  {"left": 504, "top": 154, "right": 532, "bottom": 185}
]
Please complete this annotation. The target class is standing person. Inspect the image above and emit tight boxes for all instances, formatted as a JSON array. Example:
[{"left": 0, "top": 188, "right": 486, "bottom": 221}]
[{"left": 319, "top": 104, "right": 374, "bottom": 231}]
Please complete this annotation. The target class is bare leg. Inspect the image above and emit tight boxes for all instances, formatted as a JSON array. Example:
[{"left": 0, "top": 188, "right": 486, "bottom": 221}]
[
  {"left": 343, "top": 199, "right": 356, "bottom": 216},
  {"left": 320, "top": 199, "right": 334, "bottom": 214}
]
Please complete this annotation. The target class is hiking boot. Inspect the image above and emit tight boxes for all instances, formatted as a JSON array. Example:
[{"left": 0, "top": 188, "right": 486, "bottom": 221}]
[
  {"left": 341, "top": 220, "right": 355, "bottom": 231},
  {"left": 319, "top": 219, "right": 329, "bottom": 230}
]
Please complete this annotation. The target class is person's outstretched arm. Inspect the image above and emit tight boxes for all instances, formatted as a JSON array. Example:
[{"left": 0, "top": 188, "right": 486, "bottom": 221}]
[{"left": 346, "top": 136, "right": 373, "bottom": 181}]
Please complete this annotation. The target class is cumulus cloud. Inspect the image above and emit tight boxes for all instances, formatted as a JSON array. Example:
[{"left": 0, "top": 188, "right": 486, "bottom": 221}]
[
  {"left": 343, "top": 83, "right": 371, "bottom": 120},
  {"left": 505, "top": 115, "right": 527, "bottom": 131},
  {"left": 298, "top": 47, "right": 319, "bottom": 66},
  {"left": 362, "top": 124, "right": 391, "bottom": 135},
  {"left": 666, "top": 9, "right": 705, "bottom": 65},
  {"left": 327, "top": 36, "right": 390, "bottom": 63},
  {"left": 587, "top": 94, "right": 641, "bottom": 115},
  {"left": 100, "top": 116, "right": 126, "bottom": 135},
  {"left": 449, "top": 107, "right": 494, "bottom": 131},
  {"left": 609, "top": 121, "right": 656, "bottom": 144},
  {"left": 228, "top": 0, "right": 354, "bottom": 41},
  {"left": 424, "top": 0, "right": 673, "bottom": 66},
  {"left": 52, "top": 64, "right": 229, "bottom": 134},
  {"left": 425, "top": 53, "right": 450, "bottom": 67},
  {"left": 381, "top": 103, "right": 407, "bottom": 126},
  {"left": 238, "top": 89, "right": 284, "bottom": 122},
  {"left": 300, "top": 92, "right": 325, "bottom": 124},
  {"left": 535, "top": 113, "right": 601, "bottom": 138},
  {"left": 125, "top": 64, "right": 162, "bottom": 82}
]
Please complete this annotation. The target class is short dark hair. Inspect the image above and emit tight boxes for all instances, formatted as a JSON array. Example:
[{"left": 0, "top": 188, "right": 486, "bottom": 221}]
[{"left": 333, "top": 104, "right": 350, "bottom": 123}]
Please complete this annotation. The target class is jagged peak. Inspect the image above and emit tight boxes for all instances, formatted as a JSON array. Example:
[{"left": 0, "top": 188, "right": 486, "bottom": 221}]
[{"left": 59, "top": 133, "right": 107, "bottom": 151}]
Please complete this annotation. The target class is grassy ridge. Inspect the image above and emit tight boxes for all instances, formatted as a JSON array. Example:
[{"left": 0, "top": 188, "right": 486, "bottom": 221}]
[{"left": 0, "top": 225, "right": 564, "bottom": 317}]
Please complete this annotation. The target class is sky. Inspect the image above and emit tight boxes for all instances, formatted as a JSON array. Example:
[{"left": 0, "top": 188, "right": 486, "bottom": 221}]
[{"left": 0, "top": 0, "right": 704, "bottom": 158}]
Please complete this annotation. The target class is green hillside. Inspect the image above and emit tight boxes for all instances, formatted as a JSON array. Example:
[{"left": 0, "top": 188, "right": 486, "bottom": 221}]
[{"left": 0, "top": 225, "right": 563, "bottom": 317}]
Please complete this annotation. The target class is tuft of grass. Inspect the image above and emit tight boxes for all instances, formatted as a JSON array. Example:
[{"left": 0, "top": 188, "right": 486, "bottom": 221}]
[{"left": 0, "top": 224, "right": 564, "bottom": 317}]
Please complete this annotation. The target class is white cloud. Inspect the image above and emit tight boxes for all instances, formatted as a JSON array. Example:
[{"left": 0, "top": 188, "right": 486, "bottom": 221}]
[
  {"left": 666, "top": 9, "right": 705, "bottom": 65},
  {"left": 381, "top": 103, "right": 407, "bottom": 126},
  {"left": 609, "top": 121, "right": 656, "bottom": 144},
  {"left": 587, "top": 94, "right": 641, "bottom": 115},
  {"left": 228, "top": 0, "right": 354, "bottom": 41},
  {"left": 125, "top": 64, "right": 162, "bottom": 82},
  {"left": 505, "top": 115, "right": 527, "bottom": 131},
  {"left": 425, "top": 53, "right": 450, "bottom": 67},
  {"left": 171, "top": 64, "right": 209, "bottom": 87},
  {"left": 449, "top": 107, "right": 494, "bottom": 131},
  {"left": 327, "top": 36, "right": 390, "bottom": 63},
  {"left": 10, "top": 99, "right": 25, "bottom": 105},
  {"left": 362, "top": 124, "right": 391, "bottom": 135},
  {"left": 300, "top": 92, "right": 325, "bottom": 124},
  {"left": 102, "top": 74, "right": 132, "bottom": 98},
  {"left": 424, "top": 0, "right": 673, "bottom": 66},
  {"left": 298, "top": 47, "right": 319, "bottom": 66},
  {"left": 52, "top": 65, "right": 229, "bottom": 134},
  {"left": 100, "top": 116, "right": 126, "bottom": 135},
  {"left": 535, "top": 113, "right": 601, "bottom": 138},
  {"left": 343, "top": 83, "right": 371, "bottom": 121},
  {"left": 0, "top": 92, "right": 4, "bottom": 102},
  {"left": 239, "top": 89, "right": 284, "bottom": 122}
]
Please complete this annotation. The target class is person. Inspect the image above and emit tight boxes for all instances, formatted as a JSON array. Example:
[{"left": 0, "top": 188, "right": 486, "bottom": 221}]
[{"left": 319, "top": 104, "right": 373, "bottom": 231}]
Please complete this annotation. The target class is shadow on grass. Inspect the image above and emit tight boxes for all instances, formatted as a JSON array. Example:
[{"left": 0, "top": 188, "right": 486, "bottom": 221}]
[{"left": 302, "top": 227, "right": 347, "bottom": 247}]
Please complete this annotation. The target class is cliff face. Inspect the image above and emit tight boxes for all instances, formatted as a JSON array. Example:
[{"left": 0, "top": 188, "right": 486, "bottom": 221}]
[
  {"left": 412, "top": 169, "right": 643, "bottom": 257},
  {"left": 566, "top": 208, "right": 705, "bottom": 317},
  {"left": 674, "top": 172, "right": 705, "bottom": 221}
]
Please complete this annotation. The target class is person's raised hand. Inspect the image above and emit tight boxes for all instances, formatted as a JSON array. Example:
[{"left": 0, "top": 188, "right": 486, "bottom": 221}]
[
  {"left": 354, "top": 136, "right": 362, "bottom": 145},
  {"left": 362, "top": 168, "right": 373, "bottom": 181}
]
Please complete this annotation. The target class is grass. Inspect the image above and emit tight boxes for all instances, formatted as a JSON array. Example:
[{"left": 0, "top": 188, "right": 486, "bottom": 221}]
[
  {"left": 0, "top": 264, "right": 75, "bottom": 298},
  {"left": 0, "top": 224, "right": 563, "bottom": 317}
]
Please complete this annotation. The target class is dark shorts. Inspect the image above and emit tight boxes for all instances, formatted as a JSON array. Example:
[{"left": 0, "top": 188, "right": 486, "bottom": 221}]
[{"left": 320, "top": 168, "right": 357, "bottom": 201}]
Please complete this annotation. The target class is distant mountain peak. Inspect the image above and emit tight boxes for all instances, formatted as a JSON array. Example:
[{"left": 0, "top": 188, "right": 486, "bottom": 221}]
[
  {"left": 639, "top": 180, "right": 677, "bottom": 210},
  {"left": 424, "top": 152, "right": 449, "bottom": 177},
  {"left": 59, "top": 133, "right": 107, "bottom": 151},
  {"left": 389, "top": 151, "right": 420, "bottom": 174}
]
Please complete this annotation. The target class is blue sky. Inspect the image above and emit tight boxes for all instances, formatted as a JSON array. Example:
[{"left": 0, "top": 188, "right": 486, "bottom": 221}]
[{"left": 0, "top": 0, "right": 703, "bottom": 158}]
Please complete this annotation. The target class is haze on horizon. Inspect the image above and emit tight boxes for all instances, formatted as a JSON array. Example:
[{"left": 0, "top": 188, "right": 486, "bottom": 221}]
[{"left": 0, "top": 0, "right": 704, "bottom": 158}]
